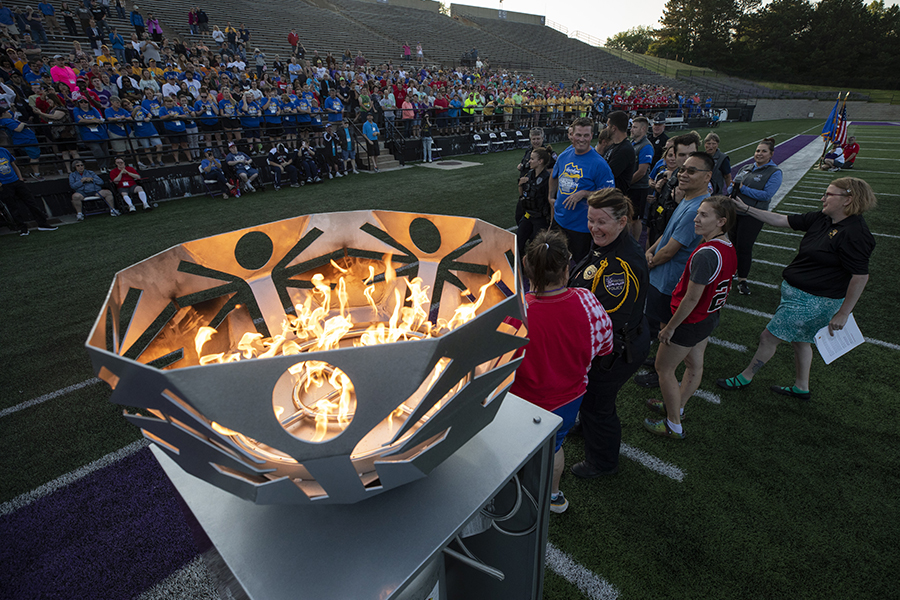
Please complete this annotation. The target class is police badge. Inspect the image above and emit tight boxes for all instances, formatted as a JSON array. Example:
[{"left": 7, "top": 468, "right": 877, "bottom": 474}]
[
  {"left": 604, "top": 272, "right": 626, "bottom": 297},
  {"left": 583, "top": 264, "right": 598, "bottom": 280}
]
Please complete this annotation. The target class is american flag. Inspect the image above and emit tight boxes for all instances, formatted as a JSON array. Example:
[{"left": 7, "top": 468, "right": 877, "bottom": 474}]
[{"left": 833, "top": 105, "right": 848, "bottom": 145}]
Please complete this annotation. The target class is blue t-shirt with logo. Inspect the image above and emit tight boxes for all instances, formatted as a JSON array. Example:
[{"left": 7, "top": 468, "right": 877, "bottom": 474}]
[
  {"left": 0, "top": 147, "right": 20, "bottom": 184},
  {"left": 0, "top": 117, "right": 38, "bottom": 146},
  {"left": 73, "top": 107, "right": 108, "bottom": 141},
  {"left": 551, "top": 146, "right": 615, "bottom": 233},
  {"left": 159, "top": 105, "right": 187, "bottom": 132},
  {"left": 141, "top": 97, "right": 163, "bottom": 117},
  {"left": 263, "top": 97, "right": 282, "bottom": 124},
  {"left": 238, "top": 100, "right": 261, "bottom": 128},
  {"left": 132, "top": 106, "right": 157, "bottom": 137},
  {"left": 193, "top": 99, "right": 219, "bottom": 126},
  {"left": 104, "top": 107, "right": 132, "bottom": 136},
  {"left": 323, "top": 96, "right": 343, "bottom": 122},
  {"left": 296, "top": 97, "right": 311, "bottom": 123},
  {"left": 218, "top": 98, "right": 237, "bottom": 118}
]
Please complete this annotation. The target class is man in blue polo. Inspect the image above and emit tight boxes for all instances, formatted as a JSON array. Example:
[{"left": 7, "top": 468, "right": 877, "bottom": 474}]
[
  {"left": 323, "top": 87, "right": 343, "bottom": 126},
  {"left": 0, "top": 146, "right": 57, "bottom": 236},
  {"left": 549, "top": 117, "right": 615, "bottom": 262}
]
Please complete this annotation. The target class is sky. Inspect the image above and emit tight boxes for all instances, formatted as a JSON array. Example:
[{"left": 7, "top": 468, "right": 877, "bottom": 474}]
[{"left": 452, "top": 0, "right": 900, "bottom": 48}]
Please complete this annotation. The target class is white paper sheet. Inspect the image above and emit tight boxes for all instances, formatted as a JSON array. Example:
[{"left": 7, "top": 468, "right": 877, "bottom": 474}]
[{"left": 814, "top": 313, "right": 864, "bottom": 364}]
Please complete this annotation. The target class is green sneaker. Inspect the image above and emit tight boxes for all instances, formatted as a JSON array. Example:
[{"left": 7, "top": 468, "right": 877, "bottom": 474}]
[{"left": 643, "top": 417, "right": 685, "bottom": 439}]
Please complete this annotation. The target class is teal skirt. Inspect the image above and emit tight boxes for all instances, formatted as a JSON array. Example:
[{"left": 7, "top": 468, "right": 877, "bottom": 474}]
[{"left": 767, "top": 281, "right": 843, "bottom": 344}]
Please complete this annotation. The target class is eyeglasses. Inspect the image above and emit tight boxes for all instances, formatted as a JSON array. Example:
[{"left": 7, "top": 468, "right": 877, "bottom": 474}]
[{"left": 680, "top": 167, "right": 711, "bottom": 175}]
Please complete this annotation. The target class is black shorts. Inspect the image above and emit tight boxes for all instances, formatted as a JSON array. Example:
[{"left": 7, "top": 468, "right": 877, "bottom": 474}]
[
  {"left": 646, "top": 285, "right": 673, "bottom": 328},
  {"left": 366, "top": 139, "right": 379, "bottom": 156},
  {"left": 264, "top": 123, "right": 283, "bottom": 138},
  {"left": 197, "top": 120, "right": 221, "bottom": 133},
  {"left": 221, "top": 117, "right": 240, "bottom": 130},
  {"left": 670, "top": 311, "right": 719, "bottom": 347},
  {"left": 629, "top": 188, "right": 650, "bottom": 221},
  {"left": 283, "top": 122, "right": 297, "bottom": 134}
]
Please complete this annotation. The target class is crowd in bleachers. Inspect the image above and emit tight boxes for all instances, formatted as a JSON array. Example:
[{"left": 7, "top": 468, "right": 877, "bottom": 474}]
[{"left": 0, "top": 0, "right": 704, "bottom": 231}]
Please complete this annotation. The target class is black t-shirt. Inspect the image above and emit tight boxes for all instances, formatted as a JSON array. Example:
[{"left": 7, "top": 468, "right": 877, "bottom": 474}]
[
  {"left": 783, "top": 212, "right": 875, "bottom": 299},
  {"left": 603, "top": 139, "right": 635, "bottom": 195}
]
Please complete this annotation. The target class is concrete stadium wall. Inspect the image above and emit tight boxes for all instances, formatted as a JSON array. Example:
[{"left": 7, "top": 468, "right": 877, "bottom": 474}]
[
  {"left": 450, "top": 3, "right": 545, "bottom": 25},
  {"left": 348, "top": 0, "right": 440, "bottom": 12},
  {"left": 753, "top": 99, "right": 900, "bottom": 122}
]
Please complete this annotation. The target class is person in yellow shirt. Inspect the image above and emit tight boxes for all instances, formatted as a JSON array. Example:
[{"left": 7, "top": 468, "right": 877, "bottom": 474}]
[
  {"left": 97, "top": 45, "right": 118, "bottom": 66},
  {"left": 145, "top": 58, "right": 164, "bottom": 79},
  {"left": 532, "top": 94, "right": 544, "bottom": 128},
  {"left": 503, "top": 93, "right": 515, "bottom": 127},
  {"left": 482, "top": 95, "right": 495, "bottom": 130}
]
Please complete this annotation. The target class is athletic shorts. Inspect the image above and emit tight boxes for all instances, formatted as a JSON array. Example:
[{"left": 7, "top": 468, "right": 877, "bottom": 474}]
[
  {"left": 197, "top": 120, "right": 221, "bottom": 133},
  {"left": 552, "top": 396, "right": 583, "bottom": 453},
  {"left": 135, "top": 135, "right": 163, "bottom": 148},
  {"left": 107, "top": 131, "right": 131, "bottom": 154},
  {"left": 21, "top": 145, "right": 41, "bottom": 160},
  {"left": 221, "top": 117, "right": 240, "bottom": 130},
  {"left": 670, "top": 311, "right": 719, "bottom": 348}
]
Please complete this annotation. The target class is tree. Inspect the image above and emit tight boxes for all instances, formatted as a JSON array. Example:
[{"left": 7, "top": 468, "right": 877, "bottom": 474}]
[{"left": 605, "top": 26, "right": 656, "bottom": 54}]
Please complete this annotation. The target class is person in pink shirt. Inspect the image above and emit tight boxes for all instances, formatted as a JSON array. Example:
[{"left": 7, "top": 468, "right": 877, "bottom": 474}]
[
  {"left": 510, "top": 229, "right": 614, "bottom": 513},
  {"left": 50, "top": 54, "right": 77, "bottom": 91}
]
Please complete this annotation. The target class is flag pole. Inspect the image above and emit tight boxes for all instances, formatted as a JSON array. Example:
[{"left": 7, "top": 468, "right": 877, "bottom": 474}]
[{"left": 819, "top": 92, "right": 841, "bottom": 169}]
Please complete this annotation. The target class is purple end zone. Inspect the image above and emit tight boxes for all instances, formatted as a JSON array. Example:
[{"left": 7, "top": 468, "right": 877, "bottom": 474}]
[
  {"left": 731, "top": 134, "right": 819, "bottom": 177},
  {"left": 0, "top": 448, "right": 199, "bottom": 600}
]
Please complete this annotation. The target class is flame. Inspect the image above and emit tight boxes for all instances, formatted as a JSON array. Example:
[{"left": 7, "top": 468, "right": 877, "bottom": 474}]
[{"left": 195, "top": 255, "right": 502, "bottom": 445}]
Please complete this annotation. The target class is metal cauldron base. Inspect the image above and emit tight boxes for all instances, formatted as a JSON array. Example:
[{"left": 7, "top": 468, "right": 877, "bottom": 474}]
[{"left": 155, "top": 394, "right": 561, "bottom": 600}]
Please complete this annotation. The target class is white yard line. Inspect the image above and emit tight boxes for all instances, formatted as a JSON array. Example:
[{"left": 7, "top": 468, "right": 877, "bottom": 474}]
[
  {"left": 753, "top": 259, "right": 788, "bottom": 267},
  {"left": 0, "top": 378, "right": 102, "bottom": 418},
  {"left": 747, "top": 279, "right": 779, "bottom": 290},
  {"left": 692, "top": 389, "right": 722, "bottom": 404},
  {"left": 620, "top": 443, "right": 685, "bottom": 482},
  {"left": 708, "top": 337, "right": 748, "bottom": 352},
  {"left": 0, "top": 439, "right": 149, "bottom": 517},
  {"left": 546, "top": 543, "right": 620, "bottom": 600},
  {"left": 755, "top": 242, "right": 796, "bottom": 251}
]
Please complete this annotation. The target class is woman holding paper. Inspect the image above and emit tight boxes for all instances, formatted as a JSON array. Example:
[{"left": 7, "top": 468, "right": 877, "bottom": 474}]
[{"left": 717, "top": 177, "right": 876, "bottom": 400}]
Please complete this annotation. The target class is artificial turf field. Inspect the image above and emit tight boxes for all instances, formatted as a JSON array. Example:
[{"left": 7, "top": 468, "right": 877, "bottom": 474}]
[{"left": 1, "top": 118, "right": 898, "bottom": 599}]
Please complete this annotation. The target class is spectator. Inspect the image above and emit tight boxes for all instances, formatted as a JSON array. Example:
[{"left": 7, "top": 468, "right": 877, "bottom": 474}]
[
  {"left": 238, "top": 90, "right": 262, "bottom": 154},
  {"left": 140, "top": 68, "right": 160, "bottom": 94},
  {"left": 842, "top": 136, "right": 859, "bottom": 169},
  {"left": 59, "top": 1, "right": 77, "bottom": 36},
  {"left": 129, "top": 4, "right": 144, "bottom": 37},
  {"left": 704, "top": 132, "right": 732, "bottom": 195},
  {"left": 401, "top": 93, "right": 414, "bottom": 137},
  {"left": 643, "top": 196, "right": 737, "bottom": 440},
  {"left": 648, "top": 114, "right": 668, "bottom": 165},
  {"left": 104, "top": 95, "right": 132, "bottom": 159},
  {"left": 114, "top": 0, "right": 125, "bottom": 19},
  {"left": 140, "top": 33, "right": 161, "bottom": 65},
  {"left": 629, "top": 116, "right": 655, "bottom": 242},
  {"left": 211, "top": 24, "right": 224, "bottom": 45},
  {"left": 267, "top": 141, "right": 299, "bottom": 189},
  {"left": 109, "top": 156, "right": 152, "bottom": 211},
  {"left": 416, "top": 42, "right": 423, "bottom": 65},
  {"left": 261, "top": 86, "right": 282, "bottom": 145},
  {"left": 515, "top": 146, "right": 552, "bottom": 258},
  {"left": 0, "top": 146, "right": 57, "bottom": 236},
  {"left": 21, "top": 33, "right": 43, "bottom": 60},
  {"left": 321, "top": 122, "right": 343, "bottom": 178},
  {"left": 550, "top": 117, "right": 616, "bottom": 262},
  {"left": 718, "top": 177, "right": 876, "bottom": 401},
  {"left": 75, "top": 1, "right": 90, "bottom": 34},
  {"left": 287, "top": 28, "right": 298, "bottom": 55},
  {"left": 420, "top": 113, "right": 433, "bottom": 163},
  {"left": 511, "top": 228, "right": 613, "bottom": 512},
  {"left": 1, "top": 0, "right": 23, "bottom": 42},
  {"left": 193, "top": 87, "right": 222, "bottom": 151},
  {"left": 128, "top": 96, "right": 165, "bottom": 167},
  {"left": 637, "top": 150, "right": 713, "bottom": 389},
  {"left": 159, "top": 95, "right": 190, "bottom": 163},
  {"left": 25, "top": 5, "right": 49, "bottom": 44},
  {"left": 821, "top": 142, "right": 844, "bottom": 172},
  {"left": 73, "top": 96, "right": 111, "bottom": 171},
  {"left": 50, "top": 54, "right": 77, "bottom": 90},
  {"left": 146, "top": 12, "right": 161, "bottom": 42},
  {"left": 108, "top": 27, "right": 126, "bottom": 64},
  {"left": 34, "top": 94, "right": 80, "bottom": 173},
  {"left": 196, "top": 7, "right": 208, "bottom": 34},
  {"left": 225, "top": 140, "right": 258, "bottom": 191},
  {"left": 199, "top": 148, "right": 235, "bottom": 194},
  {"left": 730, "top": 138, "right": 782, "bottom": 296},
  {"left": 362, "top": 112, "right": 379, "bottom": 172},
  {"left": 402, "top": 42, "right": 410, "bottom": 62},
  {"left": 217, "top": 86, "right": 241, "bottom": 146},
  {"left": 188, "top": 7, "right": 198, "bottom": 35},
  {"left": 253, "top": 47, "right": 266, "bottom": 79},
  {"left": 338, "top": 119, "right": 358, "bottom": 174},
  {"left": 280, "top": 92, "right": 297, "bottom": 149},
  {"left": 69, "top": 159, "right": 119, "bottom": 219}
]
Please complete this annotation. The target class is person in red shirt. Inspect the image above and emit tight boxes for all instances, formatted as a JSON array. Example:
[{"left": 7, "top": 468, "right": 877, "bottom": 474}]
[
  {"left": 109, "top": 157, "right": 151, "bottom": 212},
  {"left": 643, "top": 196, "right": 737, "bottom": 439},
  {"left": 842, "top": 136, "right": 859, "bottom": 168},
  {"left": 287, "top": 29, "right": 298, "bottom": 55},
  {"left": 510, "top": 229, "right": 614, "bottom": 513}
]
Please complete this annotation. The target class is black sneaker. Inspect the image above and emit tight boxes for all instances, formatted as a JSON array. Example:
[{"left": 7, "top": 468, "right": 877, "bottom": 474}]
[
  {"left": 738, "top": 280, "right": 750, "bottom": 295},
  {"left": 634, "top": 371, "right": 660, "bottom": 388}
]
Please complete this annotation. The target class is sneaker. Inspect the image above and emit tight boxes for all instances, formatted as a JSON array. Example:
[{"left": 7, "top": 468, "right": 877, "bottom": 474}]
[
  {"left": 246, "top": 182, "right": 256, "bottom": 193},
  {"left": 336, "top": 172, "right": 343, "bottom": 177},
  {"left": 643, "top": 417, "right": 685, "bottom": 439},
  {"left": 646, "top": 398, "right": 687, "bottom": 420},
  {"left": 829, "top": 167, "right": 840, "bottom": 172},
  {"left": 550, "top": 491, "right": 569, "bottom": 514},
  {"left": 138, "top": 162, "right": 149, "bottom": 169},
  {"left": 110, "top": 208, "right": 121, "bottom": 217},
  {"left": 634, "top": 371, "right": 659, "bottom": 389},
  {"left": 37, "top": 225, "right": 58, "bottom": 231},
  {"left": 306, "top": 178, "right": 314, "bottom": 184},
  {"left": 738, "top": 280, "right": 750, "bottom": 295},
  {"left": 352, "top": 169, "right": 359, "bottom": 174},
  {"left": 290, "top": 183, "right": 301, "bottom": 187},
  {"left": 273, "top": 185, "right": 281, "bottom": 190},
  {"left": 76, "top": 212, "right": 84, "bottom": 221},
  {"left": 19, "top": 230, "right": 29, "bottom": 236},
  {"left": 157, "top": 161, "right": 166, "bottom": 167},
  {"left": 374, "top": 168, "right": 379, "bottom": 173},
  {"left": 716, "top": 374, "right": 752, "bottom": 390},
  {"left": 143, "top": 203, "right": 153, "bottom": 210},
  {"left": 128, "top": 205, "right": 137, "bottom": 212},
  {"left": 314, "top": 176, "right": 322, "bottom": 183}
]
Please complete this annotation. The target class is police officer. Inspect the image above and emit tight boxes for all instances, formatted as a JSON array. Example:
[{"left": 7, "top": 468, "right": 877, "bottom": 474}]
[{"left": 568, "top": 188, "right": 650, "bottom": 478}]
